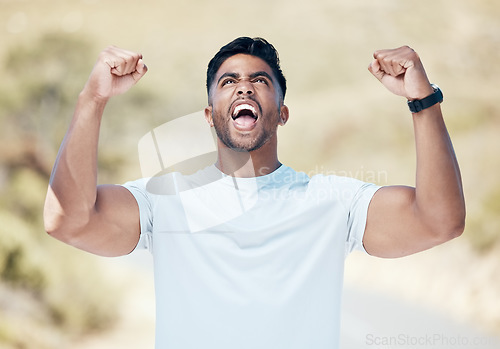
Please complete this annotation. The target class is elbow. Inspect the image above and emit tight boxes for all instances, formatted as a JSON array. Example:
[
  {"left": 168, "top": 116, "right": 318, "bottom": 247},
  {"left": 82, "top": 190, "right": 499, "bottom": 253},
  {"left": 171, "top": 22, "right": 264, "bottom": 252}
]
[
  {"left": 44, "top": 216, "right": 67, "bottom": 241},
  {"left": 44, "top": 203, "right": 62, "bottom": 238},
  {"left": 43, "top": 186, "right": 96, "bottom": 249},
  {"left": 44, "top": 217, "right": 87, "bottom": 247},
  {"left": 444, "top": 218, "right": 465, "bottom": 241},
  {"left": 44, "top": 190, "right": 67, "bottom": 240},
  {"left": 432, "top": 209, "right": 466, "bottom": 243},
  {"left": 44, "top": 199, "right": 65, "bottom": 239},
  {"left": 43, "top": 204, "right": 89, "bottom": 245},
  {"left": 449, "top": 202, "right": 467, "bottom": 239},
  {"left": 419, "top": 194, "right": 466, "bottom": 244},
  {"left": 43, "top": 209, "right": 71, "bottom": 242}
]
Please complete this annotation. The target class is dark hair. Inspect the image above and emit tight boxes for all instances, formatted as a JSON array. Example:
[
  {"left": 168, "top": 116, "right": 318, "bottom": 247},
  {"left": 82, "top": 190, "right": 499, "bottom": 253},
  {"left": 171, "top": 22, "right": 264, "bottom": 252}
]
[{"left": 206, "top": 37, "right": 287, "bottom": 100}]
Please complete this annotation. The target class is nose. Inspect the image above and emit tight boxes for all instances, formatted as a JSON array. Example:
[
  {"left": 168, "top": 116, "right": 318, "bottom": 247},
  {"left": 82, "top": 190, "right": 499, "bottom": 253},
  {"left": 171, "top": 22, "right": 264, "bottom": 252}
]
[{"left": 237, "top": 80, "right": 254, "bottom": 96}]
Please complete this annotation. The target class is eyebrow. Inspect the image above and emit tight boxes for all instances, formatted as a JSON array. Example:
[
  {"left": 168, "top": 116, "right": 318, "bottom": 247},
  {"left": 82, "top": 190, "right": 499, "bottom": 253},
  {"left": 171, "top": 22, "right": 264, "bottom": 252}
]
[
  {"left": 249, "top": 71, "right": 274, "bottom": 82},
  {"left": 217, "top": 72, "right": 240, "bottom": 86},
  {"left": 216, "top": 71, "right": 274, "bottom": 86}
]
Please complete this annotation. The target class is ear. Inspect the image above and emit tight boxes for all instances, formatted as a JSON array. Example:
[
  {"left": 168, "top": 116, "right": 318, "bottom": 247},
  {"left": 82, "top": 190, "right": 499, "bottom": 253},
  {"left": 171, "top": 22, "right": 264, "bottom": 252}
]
[
  {"left": 278, "top": 105, "right": 289, "bottom": 126},
  {"left": 204, "top": 106, "right": 214, "bottom": 127}
]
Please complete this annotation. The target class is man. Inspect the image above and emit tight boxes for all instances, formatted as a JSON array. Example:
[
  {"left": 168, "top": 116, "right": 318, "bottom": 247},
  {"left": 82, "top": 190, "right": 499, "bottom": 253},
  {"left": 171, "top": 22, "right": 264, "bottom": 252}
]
[{"left": 44, "top": 37, "right": 465, "bottom": 348}]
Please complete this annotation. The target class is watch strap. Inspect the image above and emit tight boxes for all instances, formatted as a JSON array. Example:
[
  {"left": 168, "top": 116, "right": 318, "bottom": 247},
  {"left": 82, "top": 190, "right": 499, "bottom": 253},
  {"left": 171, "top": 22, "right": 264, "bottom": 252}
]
[{"left": 407, "top": 84, "right": 443, "bottom": 113}]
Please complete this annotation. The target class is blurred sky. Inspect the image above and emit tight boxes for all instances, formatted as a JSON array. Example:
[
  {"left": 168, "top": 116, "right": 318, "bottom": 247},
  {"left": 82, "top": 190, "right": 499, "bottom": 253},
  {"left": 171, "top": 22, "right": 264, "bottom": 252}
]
[{"left": 2, "top": 0, "right": 500, "bottom": 346}]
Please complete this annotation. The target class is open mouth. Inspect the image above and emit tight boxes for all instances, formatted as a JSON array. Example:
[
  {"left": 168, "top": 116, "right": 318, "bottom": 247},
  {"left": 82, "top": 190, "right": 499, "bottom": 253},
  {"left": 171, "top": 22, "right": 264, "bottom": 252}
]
[{"left": 232, "top": 103, "right": 258, "bottom": 129}]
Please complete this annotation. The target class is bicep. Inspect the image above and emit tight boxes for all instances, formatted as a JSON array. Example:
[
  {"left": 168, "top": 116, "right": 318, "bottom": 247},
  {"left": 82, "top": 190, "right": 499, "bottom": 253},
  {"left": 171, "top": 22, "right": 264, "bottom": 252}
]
[
  {"left": 363, "top": 185, "right": 443, "bottom": 258},
  {"left": 73, "top": 184, "right": 141, "bottom": 257}
]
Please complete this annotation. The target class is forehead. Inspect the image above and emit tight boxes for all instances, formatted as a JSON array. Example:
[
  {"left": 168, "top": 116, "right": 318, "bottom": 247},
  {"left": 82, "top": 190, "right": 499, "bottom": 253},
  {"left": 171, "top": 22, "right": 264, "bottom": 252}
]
[{"left": 215, "top": 54, "right": 274, "bottom": 80}]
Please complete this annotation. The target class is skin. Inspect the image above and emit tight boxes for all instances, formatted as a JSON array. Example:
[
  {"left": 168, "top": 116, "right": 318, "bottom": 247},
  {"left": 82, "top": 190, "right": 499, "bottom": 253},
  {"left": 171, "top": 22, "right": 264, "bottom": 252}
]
[
  {"left": 364, "top": 46, "right": 465, "bottom": 257},
  {"left": 44, "top": 45, "right": 465, "bottom": 258},
  {"left": 44, "top": 46, "right": 146, "bottom": 256},
  {"left": 204, "top": 54, "right": 289, "bottom": 178}
]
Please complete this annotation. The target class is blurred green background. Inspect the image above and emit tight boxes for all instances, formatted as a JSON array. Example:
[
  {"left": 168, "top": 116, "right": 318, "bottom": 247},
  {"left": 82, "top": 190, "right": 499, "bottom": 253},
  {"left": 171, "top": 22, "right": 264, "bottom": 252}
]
[{"left": 1, "top": 0, "right": 499, "bottom": 347}]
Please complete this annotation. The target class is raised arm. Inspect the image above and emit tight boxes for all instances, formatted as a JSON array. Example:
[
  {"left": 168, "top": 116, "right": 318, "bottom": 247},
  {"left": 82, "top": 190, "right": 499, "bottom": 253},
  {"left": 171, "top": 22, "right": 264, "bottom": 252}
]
[
  {"left": 363, "top": 46, "right": 465, "bottom": 258},
  {"left": 44, "top": 46, "right": 148, "bottom": 257}
]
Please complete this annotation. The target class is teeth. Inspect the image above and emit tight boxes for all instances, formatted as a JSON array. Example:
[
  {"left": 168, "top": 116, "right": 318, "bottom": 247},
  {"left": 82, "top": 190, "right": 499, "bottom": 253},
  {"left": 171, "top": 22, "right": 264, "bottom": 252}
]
[{"left": 233, "top": 104, "right": 256, "bottom": 117}]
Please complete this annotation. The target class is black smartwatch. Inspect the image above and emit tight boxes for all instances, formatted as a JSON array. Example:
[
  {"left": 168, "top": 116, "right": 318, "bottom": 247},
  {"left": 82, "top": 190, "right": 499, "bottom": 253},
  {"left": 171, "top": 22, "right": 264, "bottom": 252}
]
[{"left": 407, "top": 84, "right": 443, "bottom": 113}]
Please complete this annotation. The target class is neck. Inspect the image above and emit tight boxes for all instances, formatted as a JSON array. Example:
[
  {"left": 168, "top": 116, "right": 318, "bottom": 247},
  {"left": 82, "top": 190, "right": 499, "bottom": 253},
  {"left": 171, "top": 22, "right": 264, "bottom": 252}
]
[{"left": 215, "top": 136, "right": 281, "bottom": 178}]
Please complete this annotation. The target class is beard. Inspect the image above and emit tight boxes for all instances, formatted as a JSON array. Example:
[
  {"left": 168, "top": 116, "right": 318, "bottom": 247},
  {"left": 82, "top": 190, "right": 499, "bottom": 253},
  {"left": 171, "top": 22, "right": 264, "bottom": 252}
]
[{"left": 211, "top": 106, "right": 279, "bottom": 153}]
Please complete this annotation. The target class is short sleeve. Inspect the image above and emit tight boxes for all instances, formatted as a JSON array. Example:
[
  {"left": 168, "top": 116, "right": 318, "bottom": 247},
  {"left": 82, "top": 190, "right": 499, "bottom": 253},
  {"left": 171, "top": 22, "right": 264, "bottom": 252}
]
[
  {"left": 345, "top": 182, "right": 381, "bottom": 256},
  {"left": 122, "top": 178, "right": 153, "bottom": 252}
]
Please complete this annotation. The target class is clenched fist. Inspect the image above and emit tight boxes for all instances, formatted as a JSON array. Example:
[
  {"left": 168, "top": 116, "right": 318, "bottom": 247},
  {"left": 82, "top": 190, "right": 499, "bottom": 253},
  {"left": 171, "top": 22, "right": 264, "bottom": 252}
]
[
  {"left": 82, "top": 46, "right": 148, "bottom": 102},
  {"left": 368, "top": 46, "right": 434, "bottom": 101}
]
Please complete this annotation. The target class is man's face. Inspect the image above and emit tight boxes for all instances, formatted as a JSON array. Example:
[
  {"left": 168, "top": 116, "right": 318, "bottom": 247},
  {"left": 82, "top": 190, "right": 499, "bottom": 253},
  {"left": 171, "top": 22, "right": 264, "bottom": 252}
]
[{"left": 205, "top": 54, "right": 288, "bottom": 152}]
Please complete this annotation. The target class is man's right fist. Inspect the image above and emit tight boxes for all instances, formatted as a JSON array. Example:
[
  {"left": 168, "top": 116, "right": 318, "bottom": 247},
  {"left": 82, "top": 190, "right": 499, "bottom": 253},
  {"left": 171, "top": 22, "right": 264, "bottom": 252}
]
[{"left": 82, "top": 46, "right": 148, "bottom": 102}]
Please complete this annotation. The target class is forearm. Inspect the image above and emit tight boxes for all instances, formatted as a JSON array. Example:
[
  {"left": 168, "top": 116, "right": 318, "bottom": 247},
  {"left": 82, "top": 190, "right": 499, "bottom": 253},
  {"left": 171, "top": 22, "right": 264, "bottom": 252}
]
[
  {"left": 44, "top": 92, "right": 107, "bottom": 235},
  {"left": 364, "top": 46, "right": 465, "bottom": 257},
  {"left": 412, "top": 103, "right": 465, "bottom": 236}
]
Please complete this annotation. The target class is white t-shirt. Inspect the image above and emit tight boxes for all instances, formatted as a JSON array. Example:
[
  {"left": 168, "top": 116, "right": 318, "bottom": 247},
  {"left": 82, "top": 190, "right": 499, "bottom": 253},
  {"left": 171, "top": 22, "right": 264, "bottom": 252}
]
[{"left": 123, "top": 164, "right": 379, "bottom": 349}]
